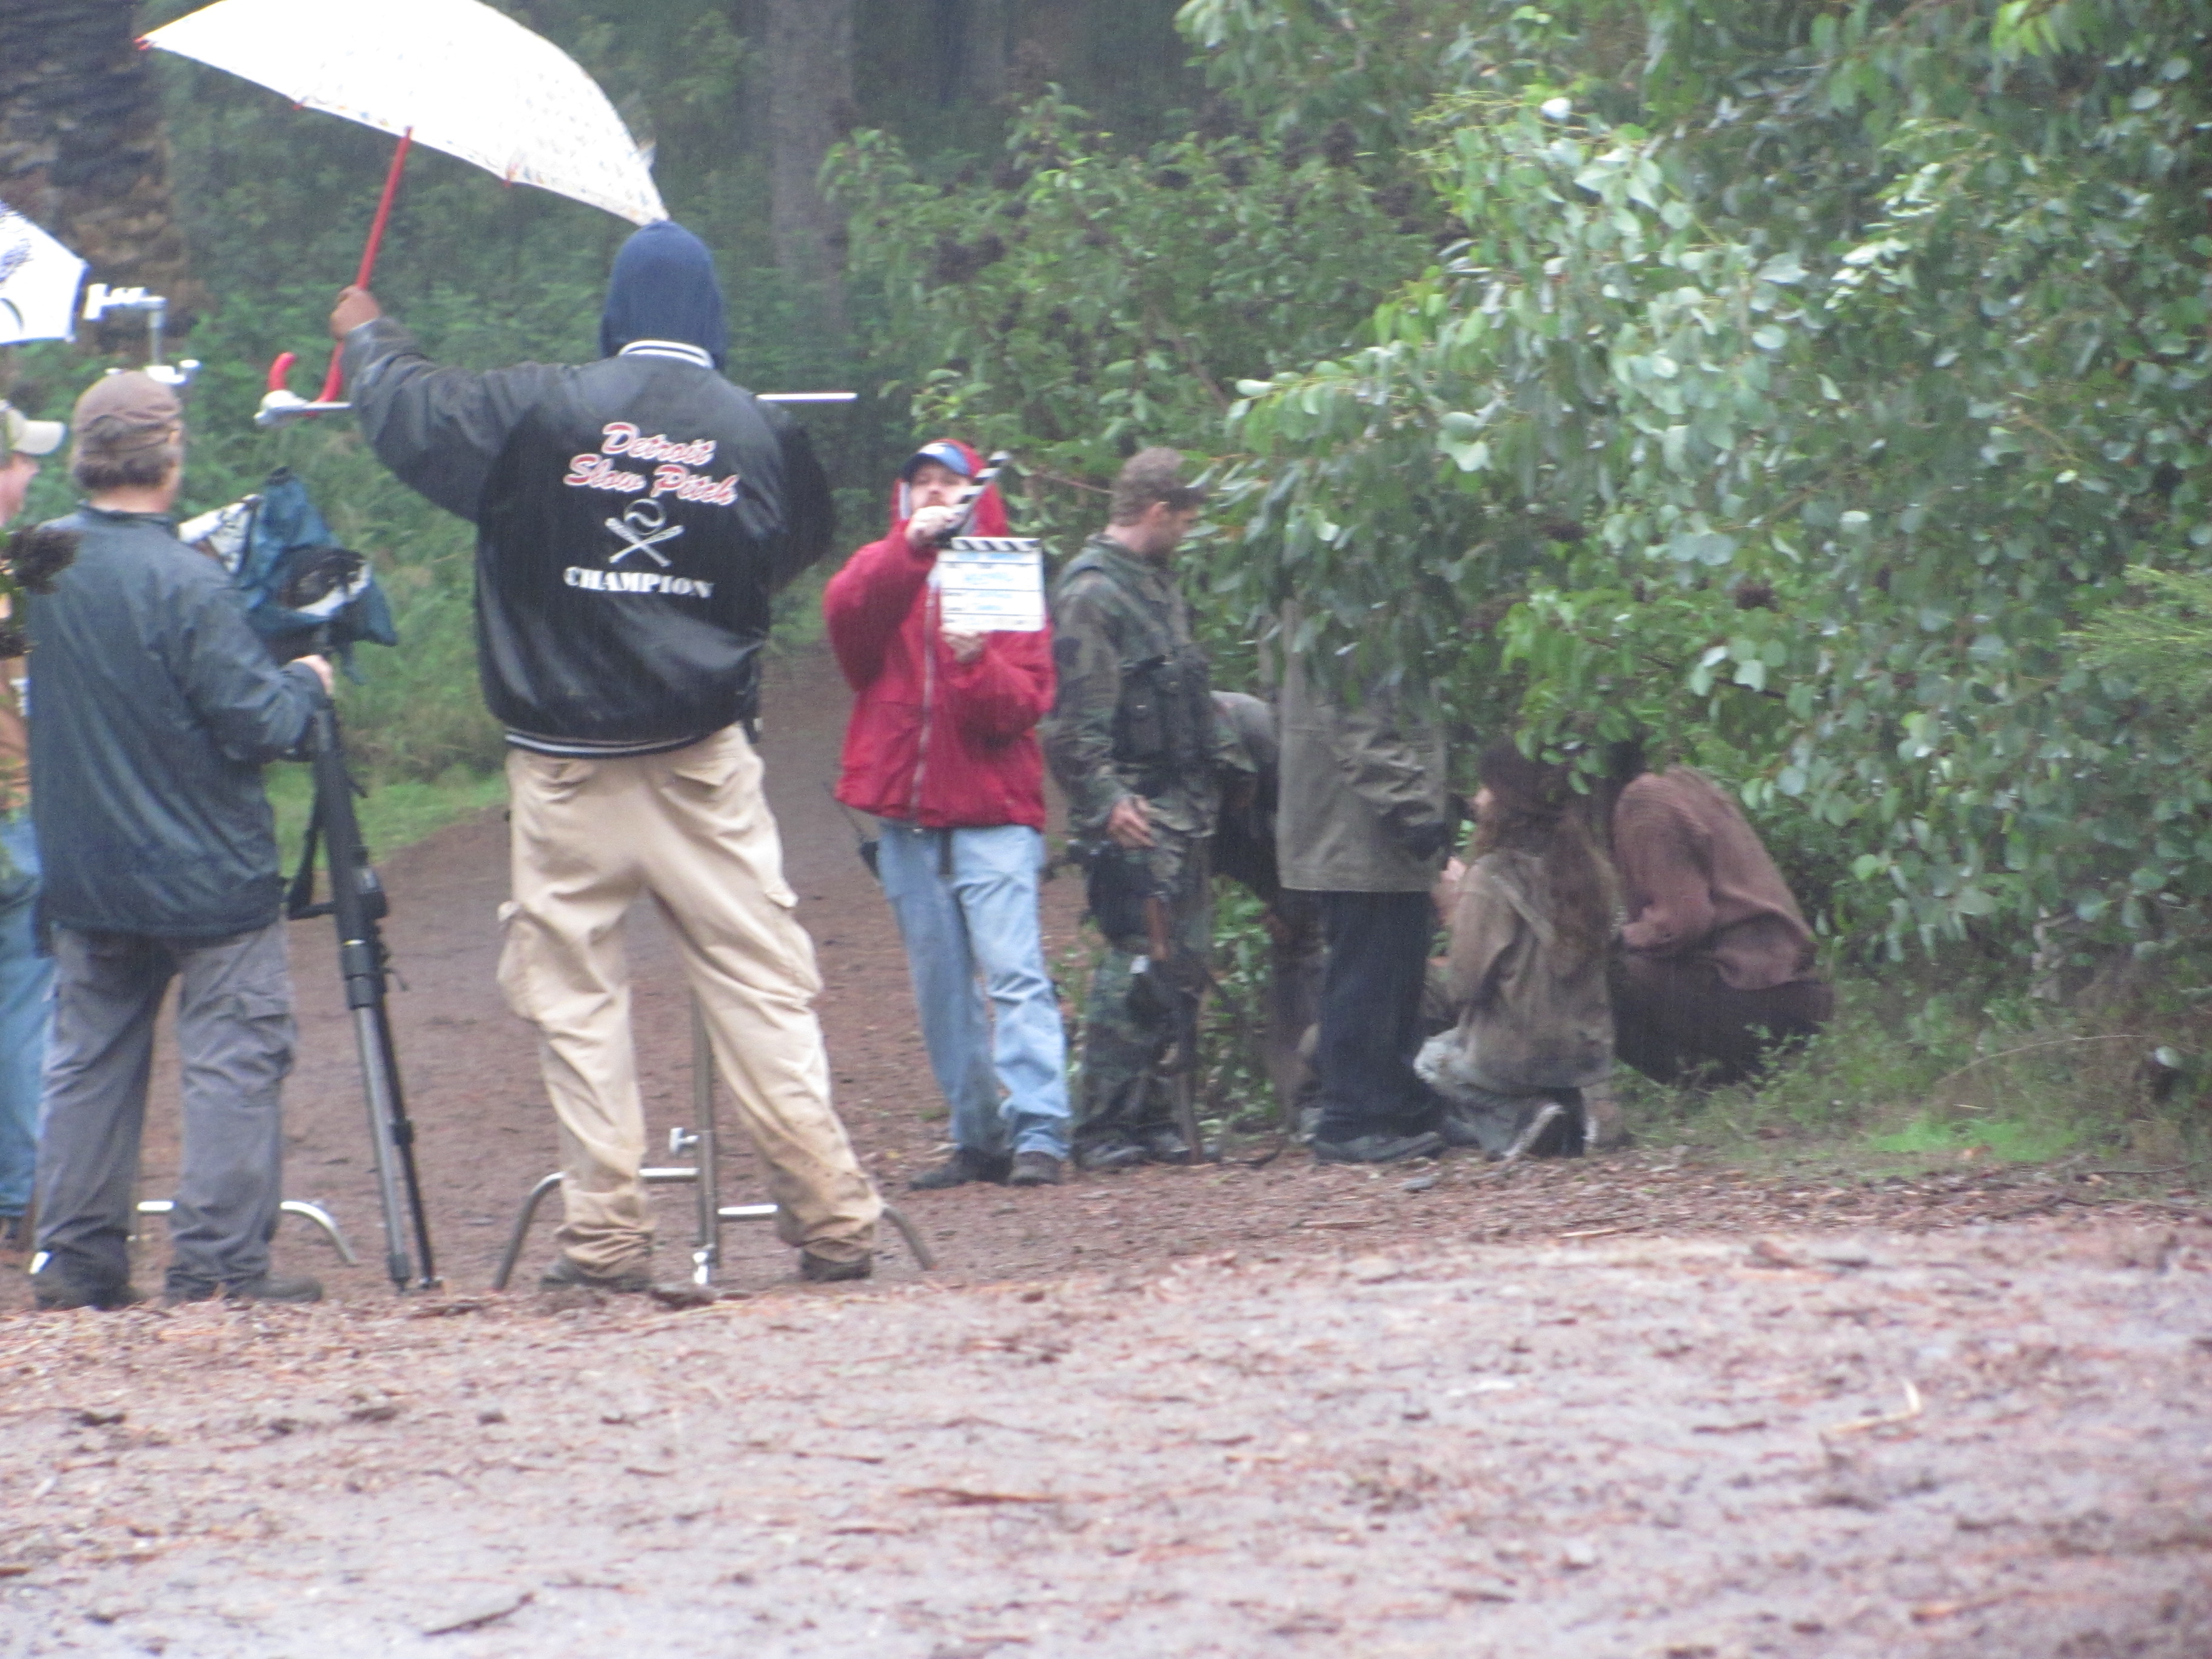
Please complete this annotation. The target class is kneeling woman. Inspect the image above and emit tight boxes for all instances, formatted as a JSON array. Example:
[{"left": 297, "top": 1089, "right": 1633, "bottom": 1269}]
[{"left": 1418, "top": 745, "right": 1620, "bottom": 1158}]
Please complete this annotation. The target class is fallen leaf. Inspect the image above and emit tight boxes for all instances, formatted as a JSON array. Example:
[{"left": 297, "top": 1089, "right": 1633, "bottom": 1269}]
[{"left": 422, "top": 1588, "right": 532, "bottom": 1637}]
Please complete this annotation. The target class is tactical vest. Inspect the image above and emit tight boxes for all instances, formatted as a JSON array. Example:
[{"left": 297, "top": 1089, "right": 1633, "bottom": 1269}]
[{"left": 1061, "top": 543, "right": 1216, "bottom": 800}]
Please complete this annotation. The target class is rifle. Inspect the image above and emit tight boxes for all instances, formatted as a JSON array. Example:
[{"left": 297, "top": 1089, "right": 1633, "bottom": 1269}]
[{"left": 1143, "top": 888, "right": 1210, "bottom": 1164}]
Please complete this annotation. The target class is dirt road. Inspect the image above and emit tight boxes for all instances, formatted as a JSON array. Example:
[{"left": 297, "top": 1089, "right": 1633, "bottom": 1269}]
[{"left": 3, "top": 645, "right": 2210, "bottom": 1653}]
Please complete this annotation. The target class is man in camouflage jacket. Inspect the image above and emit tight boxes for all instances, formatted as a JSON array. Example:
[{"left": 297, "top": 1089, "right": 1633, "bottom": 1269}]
[{"left": 1045, "top": 449, "right": 1241, "bottom": 1170}]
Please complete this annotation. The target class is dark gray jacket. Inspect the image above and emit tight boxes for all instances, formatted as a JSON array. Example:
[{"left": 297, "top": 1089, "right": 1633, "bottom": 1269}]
[{"left": 27, "top": 506, "right": 321, "bottom": 939}]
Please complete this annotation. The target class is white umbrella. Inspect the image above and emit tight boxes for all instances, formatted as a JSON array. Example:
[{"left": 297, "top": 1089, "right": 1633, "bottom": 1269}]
[
  {"left": 0, "top": 201, "right": 87, "bottom": 346},
  {"left": 148, "top": 0, "right": 667, "bottom": 409},
  {"left": 146, "top": 0, "right": 665, "bottom": 227}
]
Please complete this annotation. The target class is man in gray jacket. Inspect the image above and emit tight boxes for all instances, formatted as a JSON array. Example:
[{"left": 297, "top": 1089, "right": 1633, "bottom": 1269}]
[
  {"left": 1277, "top": 608, "right": 1456, "bottom": 1162},
  {"left": 27, "top": 372, "right": 332, "bottom": 1310}
]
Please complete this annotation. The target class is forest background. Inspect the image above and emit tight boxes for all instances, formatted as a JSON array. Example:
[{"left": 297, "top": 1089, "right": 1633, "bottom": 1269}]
[{"left": 2, "top": 0, "right": 2209, "bottom": 1171}]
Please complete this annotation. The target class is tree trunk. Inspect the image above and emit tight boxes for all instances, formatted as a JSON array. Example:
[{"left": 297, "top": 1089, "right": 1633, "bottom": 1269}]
[
  {"left": 764, "top": 0, "right": 853, "bottom": 338},
  {"left": 960, "top": 0, "right": 1010, "bottom": 107},
  {"left": 0, "top": 0, "right": 201, "bottom": 346}
]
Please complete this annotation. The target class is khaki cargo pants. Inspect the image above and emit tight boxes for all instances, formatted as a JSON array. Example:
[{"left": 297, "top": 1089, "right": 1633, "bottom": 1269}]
[{"left": 500, "top": 726, "right": 881, "bottom": 1273}]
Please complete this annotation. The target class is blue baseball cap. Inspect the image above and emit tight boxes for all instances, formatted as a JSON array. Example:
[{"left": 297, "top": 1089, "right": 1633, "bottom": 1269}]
[{"left": 900, "top": 440, "right": 974, "bottom": 481}]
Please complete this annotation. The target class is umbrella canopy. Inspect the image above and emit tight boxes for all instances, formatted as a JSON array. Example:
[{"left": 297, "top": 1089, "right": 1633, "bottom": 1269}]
[
  {"left": 0, "top": 201, "right": 87, "bottom": 346},
  {"left": 146, "top": 0, "right": 666, "bottom": 227}
]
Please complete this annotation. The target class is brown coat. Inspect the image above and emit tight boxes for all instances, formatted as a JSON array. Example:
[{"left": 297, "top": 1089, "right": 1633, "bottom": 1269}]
[
  {"left": 1611, "top": 769, "right": 1815, "bottom": 992},
  {"left": 1423, "top": 848, "right": 1614, "bottom": 1096}
]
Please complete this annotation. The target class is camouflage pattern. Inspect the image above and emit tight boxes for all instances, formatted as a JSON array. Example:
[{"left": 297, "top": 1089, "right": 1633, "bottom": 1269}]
[
  {"left": 1073, "top": 828, "right": 1212, "bottom": 1145},
  {"left": 1044, "top": 534, "right": 1235, "bottom": 839},
  {"left": 1044, "top": 534, "right": 1239, "bottom": 1148}
]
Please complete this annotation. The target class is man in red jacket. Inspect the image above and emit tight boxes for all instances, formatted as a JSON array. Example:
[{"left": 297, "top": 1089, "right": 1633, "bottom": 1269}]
[{"left": 824, "top": 441, "right": 1070, "bottom": 1188}]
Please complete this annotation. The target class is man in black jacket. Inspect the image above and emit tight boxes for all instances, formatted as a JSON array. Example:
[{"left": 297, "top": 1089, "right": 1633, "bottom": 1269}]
[
  {"left": 28, "top": 372, "right": 333, "bottom": 1310},
  {"left": 332, "top": 220, "right": 881, "bottom": 1289}
]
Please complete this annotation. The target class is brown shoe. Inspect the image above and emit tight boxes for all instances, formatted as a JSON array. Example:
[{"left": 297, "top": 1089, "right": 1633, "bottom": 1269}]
[
  {"left": 797, "top": 1250, "right": 873, "bottom": 1283},
  {"left": 538, "top": 1254, "right": 654, "bottom": 1293},
  {"left": 1008, "top": 1151, "right": 1063, "bottom": 1186}
]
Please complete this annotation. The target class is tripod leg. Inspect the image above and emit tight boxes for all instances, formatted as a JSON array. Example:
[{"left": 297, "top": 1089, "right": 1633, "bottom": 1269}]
[
  {"left": 350, "top": 1000, "right": 415, "bottom": 1292},
  {"left": 370, "top": 1002, "right": 438, "bottom": 1288}
]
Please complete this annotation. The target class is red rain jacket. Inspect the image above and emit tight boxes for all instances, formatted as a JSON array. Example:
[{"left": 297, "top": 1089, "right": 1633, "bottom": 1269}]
[{"left": 823, "top": 441, "right": 1053, "bottom": 830}]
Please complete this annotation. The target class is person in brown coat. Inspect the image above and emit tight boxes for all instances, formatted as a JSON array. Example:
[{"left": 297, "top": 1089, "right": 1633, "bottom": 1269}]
[
  {"left": 1418, "top": 744, "right": 1620, "bottom": 1157},
  {"left": 1603, "top": 744, "right": 1832, "bottom": 1084}
]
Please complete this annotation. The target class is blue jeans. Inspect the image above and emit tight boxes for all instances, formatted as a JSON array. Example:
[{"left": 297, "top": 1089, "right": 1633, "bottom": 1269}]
[
  {"left": 0, "top": 812, "right": 50, "bottom": 1218},
  {"left": 876, "top": 822, "right": 1069, "bottom": 1159}
]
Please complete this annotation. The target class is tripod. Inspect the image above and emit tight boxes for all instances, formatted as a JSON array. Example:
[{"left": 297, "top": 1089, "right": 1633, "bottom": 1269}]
[{"left": 286, "top": 699, "right": 438, "bottom": 1292}]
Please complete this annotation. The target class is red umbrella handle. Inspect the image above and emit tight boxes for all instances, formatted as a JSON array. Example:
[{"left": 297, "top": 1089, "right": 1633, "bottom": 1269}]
[{"left": 320, "top": 127, "right": 414, "bottom": 403}]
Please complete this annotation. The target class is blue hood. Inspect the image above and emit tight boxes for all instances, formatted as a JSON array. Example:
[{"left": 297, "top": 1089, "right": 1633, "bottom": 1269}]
[{"left": 598, "top": 220, "right": 728, "bottom": 369}]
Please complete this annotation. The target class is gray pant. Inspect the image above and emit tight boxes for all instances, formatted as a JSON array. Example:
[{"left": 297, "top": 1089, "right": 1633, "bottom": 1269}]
[{"left": 33, "top": 922, "right": 295, "bottom": 1297}]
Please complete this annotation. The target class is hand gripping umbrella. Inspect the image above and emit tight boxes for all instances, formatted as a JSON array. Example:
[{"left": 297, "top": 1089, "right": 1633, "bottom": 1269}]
[{"left": 146, "top": 0, "right": 668, "bottom": 418}]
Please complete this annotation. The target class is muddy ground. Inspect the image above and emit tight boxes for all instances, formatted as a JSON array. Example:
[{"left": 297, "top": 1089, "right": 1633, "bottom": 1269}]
[{"left": 4, "top": 646, "right": 2210, "bottom": 1654}]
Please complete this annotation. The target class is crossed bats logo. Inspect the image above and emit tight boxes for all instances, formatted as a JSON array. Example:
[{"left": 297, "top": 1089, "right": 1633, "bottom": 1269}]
[{"left": 605, "top": 497, "right": 684, "bottom": 566}]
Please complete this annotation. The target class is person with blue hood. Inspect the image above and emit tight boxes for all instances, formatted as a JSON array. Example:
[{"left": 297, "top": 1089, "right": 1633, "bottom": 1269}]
[{"left": 330, "top": 219, "right": 882, "bottom": 1291}]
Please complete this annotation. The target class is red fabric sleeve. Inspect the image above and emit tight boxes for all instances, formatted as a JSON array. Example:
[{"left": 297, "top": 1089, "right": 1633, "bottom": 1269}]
[
  {"left": 822, "top": 531, "right": 933, "bottom": 691},
  {"left": 945, "top": 626, "right": 1054, "bottom": 744}
]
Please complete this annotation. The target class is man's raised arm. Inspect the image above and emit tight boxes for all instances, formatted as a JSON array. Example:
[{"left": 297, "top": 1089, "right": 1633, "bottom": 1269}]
[{"left": 333, "top": 286, "right": 558, "bottom": 523}]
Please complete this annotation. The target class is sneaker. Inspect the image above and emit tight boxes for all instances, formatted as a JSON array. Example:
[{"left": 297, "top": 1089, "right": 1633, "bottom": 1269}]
[
  {"left": 32, "top": 1265, "right": 146, "bottom": 1312},
  {"left": 1496, "top": 1100, "right": 1568, "bottom": 1164},
  {"left": 1073, "top": 1137, "right": 1146, "bottom": 1173},
  {"left": 1580, "top": 1086, "right": 1628, "bottom": 1151},
  {"left": 1007, "top": 1151, "right": 1064, "bottom": 1187},
  {"left": 1138, "top": 1125, "right": 1196, "bottom": 1165},
  {"left": 538, "top": 1254, "right": 654, "bottom": 1294},
  {"left": 797, "top": 1250, "right": 873, "bottom": 1283},
  {"left": 907, "top": 1147, "right": 1012, "bottom": 1190},
  {"left": 1312, "top": 1130, "right": 1446, "bottom": 1165}
]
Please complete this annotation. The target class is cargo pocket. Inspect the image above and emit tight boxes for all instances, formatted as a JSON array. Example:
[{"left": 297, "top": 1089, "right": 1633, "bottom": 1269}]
[{"left": 201, "top": 987, "right": 297, "bottom": 1094}]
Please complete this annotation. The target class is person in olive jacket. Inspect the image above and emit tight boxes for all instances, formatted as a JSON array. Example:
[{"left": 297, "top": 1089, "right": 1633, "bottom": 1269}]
[{"left": 1276, "top": 607, "right": 1460, "bottom": 1164}]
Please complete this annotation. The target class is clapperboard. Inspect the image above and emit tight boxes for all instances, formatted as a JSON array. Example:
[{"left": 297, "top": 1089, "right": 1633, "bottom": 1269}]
[{"left": 933, "top": 536, "right": 1045, "bottom": 632}]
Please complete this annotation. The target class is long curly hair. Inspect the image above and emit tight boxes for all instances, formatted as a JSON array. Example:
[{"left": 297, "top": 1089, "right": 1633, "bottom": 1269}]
[{"left": 1472, "top": 742, "right": 1617, "bottom": 959}]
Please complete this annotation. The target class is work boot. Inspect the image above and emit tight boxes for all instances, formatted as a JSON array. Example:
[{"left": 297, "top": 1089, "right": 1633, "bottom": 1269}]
[
  {"left": 1073, "top": 1136, "right": 1145, "bottom": 1173},
  {"left": 226, "top": 1272, "right": 325, "bottom": 1305},
  {"left": 1007, "top": 1151, "right": 1063, "bottom": 1187},
  {"left": 797, "top": 1250, "right": 873, "bottom": 1283},
  {"left": 1312, "top": 1130, "right": 1446, "bottom": 1165},
  {"left": 538, "top": 1254, "right": 654, "bottom": 1294},
  {"left": 32, "top": 1264, "right": 146, "bottom": 1312},
  {"left": 907, "top": 1147, "right": 1012, "bottom": 1190}
]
